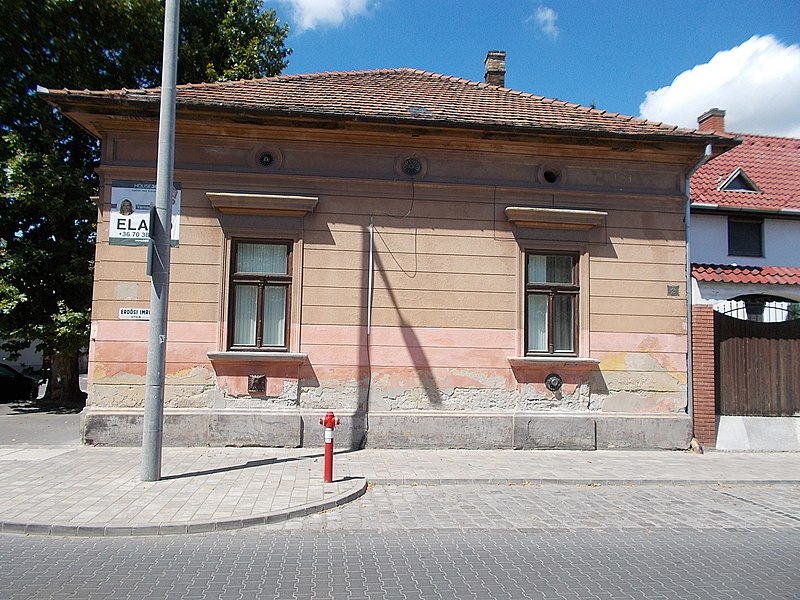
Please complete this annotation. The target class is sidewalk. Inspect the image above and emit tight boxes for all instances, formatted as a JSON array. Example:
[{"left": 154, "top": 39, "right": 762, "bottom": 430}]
[{"left": 0, "top": 446, "right": 798, "bottom": 537}]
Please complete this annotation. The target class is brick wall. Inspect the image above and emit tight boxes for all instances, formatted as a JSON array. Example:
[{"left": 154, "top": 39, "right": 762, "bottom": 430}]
[{"left": 692, "top": 305, "right": 717, "bottom": 447}]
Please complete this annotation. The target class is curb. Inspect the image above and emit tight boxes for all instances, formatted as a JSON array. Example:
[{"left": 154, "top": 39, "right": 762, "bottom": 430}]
[
  {"left": 0, "top": 479, "right": 368, "bottom": 538},
  {"left": 367, "top": 478, "right": 800, "bottom": 486}
]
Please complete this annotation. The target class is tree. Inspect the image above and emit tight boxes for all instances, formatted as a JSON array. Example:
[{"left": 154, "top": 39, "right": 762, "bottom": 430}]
[
  {"left": 180, "top": 0, "right": 291, "bottom": 82},
  {"left": 0, "top": 0, "right": 290, "bottom": 403}
]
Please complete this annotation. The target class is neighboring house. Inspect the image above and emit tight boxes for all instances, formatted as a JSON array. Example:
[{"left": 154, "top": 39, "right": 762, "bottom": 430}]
[
  {"left": 690, "top": 109, "right": 800, "bottom": 451},
  {"left": 41, "top": 52, "right": 733, "bottom": 449}
]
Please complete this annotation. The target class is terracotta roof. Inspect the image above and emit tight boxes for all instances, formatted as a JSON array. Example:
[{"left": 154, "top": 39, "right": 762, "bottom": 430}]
[
  {"left": 692, "top": 263, "right": 800, "bottom": 286},
  {"left": 41, "top": 69, "right": 725, "bottom": 143},
  {"left": 691, "top": 133, "right": 800, "bottom": 211}
]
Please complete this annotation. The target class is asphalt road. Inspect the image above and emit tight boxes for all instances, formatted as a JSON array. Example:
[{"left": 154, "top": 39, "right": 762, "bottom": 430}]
[
  {"left": 0, "top": 372, "right": 84, "bottom": 446},
  {"left": 1, "top": 482, "right": 798, "bottom": 599},
  {"left": 0, "top": 400, "right": 81, "bottom": 446}
]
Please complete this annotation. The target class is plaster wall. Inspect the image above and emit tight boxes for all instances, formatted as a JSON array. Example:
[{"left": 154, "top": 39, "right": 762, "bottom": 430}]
[
  {"left": 691, "top": 213, "right": 800, "bottom": 267},
  {"left": 82, "top": 122, "right": 692, "bottom": 448}
]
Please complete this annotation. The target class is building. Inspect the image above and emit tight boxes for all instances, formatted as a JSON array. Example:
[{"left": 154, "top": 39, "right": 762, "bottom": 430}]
[
  {"left": 690, "top": 109, "right": 800, "bottom": 451},
  {"left": 41, "top": 53, "right": 733, "bottom": 449}
]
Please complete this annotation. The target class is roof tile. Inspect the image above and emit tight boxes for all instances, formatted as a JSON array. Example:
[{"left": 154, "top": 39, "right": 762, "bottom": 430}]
[
  {"left": 44, "top": 68, "right": 723, "bottom": 142},
  {"left": 691, "top": 133, "right": 800, "bottom": 211},
  {"left": 692, "top": 264, "right": 800, "bottom": 285}
]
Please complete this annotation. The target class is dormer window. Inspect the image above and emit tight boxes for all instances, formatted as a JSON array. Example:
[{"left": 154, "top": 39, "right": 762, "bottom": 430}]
[{"left": 718, "top": 167, "right": 760, "bottom": 193}]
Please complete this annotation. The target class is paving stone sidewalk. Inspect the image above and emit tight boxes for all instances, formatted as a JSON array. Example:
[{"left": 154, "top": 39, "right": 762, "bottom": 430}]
[
  {"left": 0, "top": 447, "right": 365, "bottom": 537},
  {"left": 0, "top": 446, "right": 797, "bottom": 537}
]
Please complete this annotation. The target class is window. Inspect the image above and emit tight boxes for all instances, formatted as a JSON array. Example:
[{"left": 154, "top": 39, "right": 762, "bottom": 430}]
[
  {"left": 728, "top": 217, "right": 763, "bottom": 257},
  {"left": 719, "top": 168, "right": 760, "bottom": 193},
  {"left": 228, "top": 240, "right": 291, "bottom": 351},
  {"left": 525, "top": 253, "right": 578, "bottom": 354}
]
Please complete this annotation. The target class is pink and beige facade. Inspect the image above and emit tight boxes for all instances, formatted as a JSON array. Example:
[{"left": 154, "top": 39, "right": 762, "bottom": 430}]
[{"left": 43, "top": 56, "right": 732, "bottom": 449}]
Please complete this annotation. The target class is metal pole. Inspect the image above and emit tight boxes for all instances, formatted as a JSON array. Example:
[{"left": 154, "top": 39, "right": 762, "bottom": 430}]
[{"left": 141, "top": 0, "right": 180, "bottom": 482}]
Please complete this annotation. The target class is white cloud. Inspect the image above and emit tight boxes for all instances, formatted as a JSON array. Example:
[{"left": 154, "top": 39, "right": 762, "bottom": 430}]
[
  {"left": 527, "top": 4, "right": 559, "bottom": 39},
  {"left": 639, "top": 35, "right": 800, "bottom": 137},
  {"left": 278, "top": 0, "right": 375, "bottom": 31}
]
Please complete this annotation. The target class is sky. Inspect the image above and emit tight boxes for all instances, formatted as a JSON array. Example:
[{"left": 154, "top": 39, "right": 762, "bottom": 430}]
[{"left": 270, "top": 0, "right": 800, "bottom": 137}]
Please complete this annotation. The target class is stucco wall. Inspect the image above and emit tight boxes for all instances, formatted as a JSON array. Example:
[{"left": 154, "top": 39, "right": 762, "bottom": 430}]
[
  {"left": 691, "top": 212, "right": 800, "bottom": 267},
  {"left": 82, "top": 121, "right": 692, "bottom": 448}
]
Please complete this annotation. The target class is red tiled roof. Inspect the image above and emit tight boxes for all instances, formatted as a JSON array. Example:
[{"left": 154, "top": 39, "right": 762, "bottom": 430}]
[
  {"left": 41, "top": 69, "right": 725, "bottom": 143},
  {"left": 692, "top": 264, "right": 800, "bottom": 285},
  {"left": 691, "top": 133, "right": 800, "bottom": 211}
]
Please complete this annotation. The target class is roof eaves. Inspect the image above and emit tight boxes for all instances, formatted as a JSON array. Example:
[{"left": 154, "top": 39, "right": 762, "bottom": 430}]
[
  {"left": 39, "top": 84, "right": 738, "bottom": 149},
  {"left": 175, "top": 101, "right": 733, "bottom": 146}
]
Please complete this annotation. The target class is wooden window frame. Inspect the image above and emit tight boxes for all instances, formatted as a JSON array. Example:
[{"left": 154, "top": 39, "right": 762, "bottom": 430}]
[
  {"left": 524, "top": 252, "right": 579, "bottom": 356},
  {"left": 227, "top": 239, "right": 292, "bottom": 352}
]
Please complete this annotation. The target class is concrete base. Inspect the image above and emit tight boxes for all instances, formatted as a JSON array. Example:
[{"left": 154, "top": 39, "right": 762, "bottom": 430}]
[
  {"left": 716, "top": 416, "right": 800, "bottom": 451},
  {"left": 514, "top": 413, "right": 596, "bottom": 450},
  {"left": 81, "top": 410, "right": 302, "bottom": 447},
  {"left": 82, "top": 408, "right": 692, "bottom": 450}
]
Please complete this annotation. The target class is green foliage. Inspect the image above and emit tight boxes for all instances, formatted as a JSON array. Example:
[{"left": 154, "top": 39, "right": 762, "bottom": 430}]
[
  {"left": 1, "top": 131, "right": 95, "bottom": 356},
  {"left": 0, "top": 0, "right": 290, "bottom": 398},
  {"left": 180, "top": 0, "right": 291, "bottom": 82},
  {"left": 789, "top": 302, "right": 800, "bottom": 321}
]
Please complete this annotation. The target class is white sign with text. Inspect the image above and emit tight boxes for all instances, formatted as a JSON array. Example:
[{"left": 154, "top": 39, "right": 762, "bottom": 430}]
[
  {"left": 118, "top": 307, "right": 151, "bottom": 321},
  {"left": 109, "top": 181, "right": 181, "bottom": 246}
]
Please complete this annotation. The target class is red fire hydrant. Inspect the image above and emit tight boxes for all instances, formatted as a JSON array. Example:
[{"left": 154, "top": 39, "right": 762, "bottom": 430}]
[{"left": 319, "top": 411, "right": 340, "bottom": 483}]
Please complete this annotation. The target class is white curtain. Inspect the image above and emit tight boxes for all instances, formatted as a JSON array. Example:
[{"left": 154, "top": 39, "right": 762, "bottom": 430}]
[
  {"left": 237, "top": 243, "right": 287, "bottom": 274},
  {"left": 262, "top": 286, "right": 287, "bottom": 346},
  {"left": 528, "top": 254, "right": 572, "bottom": 284},
  {"left": 527, "top": 294, "right": 548, "bottom": 352},
  {"left": 233, "top": 285, "right": 257, "bottom": 345},
  {"left": 553, "top": 295, "right": 573, "bottom": 352},
  {"left": 527, "top": 255, "right": 547, "bottom": 283}
]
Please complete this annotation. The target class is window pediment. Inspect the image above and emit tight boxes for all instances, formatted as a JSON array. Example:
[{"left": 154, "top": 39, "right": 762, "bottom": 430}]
[
  {"left": 207, "top": 192, "right": 318, "bottom": 216},
  {"left": 505, "top": 207, "right": 607, "bottom": 230}
]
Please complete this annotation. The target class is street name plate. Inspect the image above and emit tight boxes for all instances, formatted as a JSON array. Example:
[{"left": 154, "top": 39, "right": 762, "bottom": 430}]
[{"left": 119, "top": 307, "right": 151, "bottom": 321}]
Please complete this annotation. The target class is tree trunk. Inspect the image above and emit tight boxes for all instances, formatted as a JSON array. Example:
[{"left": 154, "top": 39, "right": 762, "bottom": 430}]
[{"left": 44, "top": 351, "right": 85, "bottom": 405}]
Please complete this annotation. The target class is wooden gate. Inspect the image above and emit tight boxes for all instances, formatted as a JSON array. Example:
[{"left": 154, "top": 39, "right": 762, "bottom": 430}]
[{"left": 715, "top": 311, "right": 800, "bottom": 416}]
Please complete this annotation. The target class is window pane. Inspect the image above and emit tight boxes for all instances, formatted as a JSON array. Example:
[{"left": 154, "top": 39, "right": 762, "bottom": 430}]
[
  {"left": 233, "top": 285, "right": 257, "bottom": 345},
  {"left": 553, "top": 295, "right": 574, "bottom": 352},
  {"left": 547, "top": 256, "right": 573, "bottom": 284},
  {"left": 527, "top": 255, "right": 547, "bottom": 283},
  {"left": 526, "top": 294, "right": 548, "bottom": 352},
  {"left": 237, "top": 243, "right": 287, "bottom": 274},
  {"left": 728, "top": 220, "right": 762, "bottom": 257},
  {"left": 527, "top": 254, "right": 573, "bottom": 284},
  {"left": 262, "top": 286, "right": 287, "bottom": 346}
]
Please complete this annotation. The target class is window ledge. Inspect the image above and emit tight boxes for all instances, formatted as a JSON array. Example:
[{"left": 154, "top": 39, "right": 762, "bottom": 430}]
[
  {"left": 207, "top": 192, "right": 318, "bottom": 217},
  {"left": 505, "top": 206, "right": 607, "bottom": 230},
  {"left": 207, "top": 351, "right": 308, "bottom": 366},
  {"left": 508, "top": 356, "right": 600, "bottom": 368}
]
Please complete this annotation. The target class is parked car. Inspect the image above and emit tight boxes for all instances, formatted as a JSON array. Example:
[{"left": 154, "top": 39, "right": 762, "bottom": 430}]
[{"left": 0, "top": 364, "right": 38, "bottom": 400}]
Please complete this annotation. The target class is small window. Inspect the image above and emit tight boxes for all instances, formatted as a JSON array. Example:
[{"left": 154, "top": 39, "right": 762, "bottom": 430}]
[
  {"left": 228, "top": 240, "right": 291, "bottom": 351},
  {"left": 719, "top": 168, "right": 760, "bottom": 193},
  {"left": 525, "top": 253, "right": 578, "bottom": 355},
  {"left": 728, "top": 218, "right": 763, "bottom": 257}
]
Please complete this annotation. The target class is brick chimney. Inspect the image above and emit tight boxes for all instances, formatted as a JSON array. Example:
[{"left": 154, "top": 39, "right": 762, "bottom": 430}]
[
  {"left": 484, "top": 50, "right": 506, "bottom": 87},
  {"left": 697, "top": 108, "right": 726, "bottom": 133}
]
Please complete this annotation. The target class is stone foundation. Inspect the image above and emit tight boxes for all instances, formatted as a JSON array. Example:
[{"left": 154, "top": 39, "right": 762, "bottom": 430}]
[{"left": 81, "top": 409, "right": 692, "bottom": 450}]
